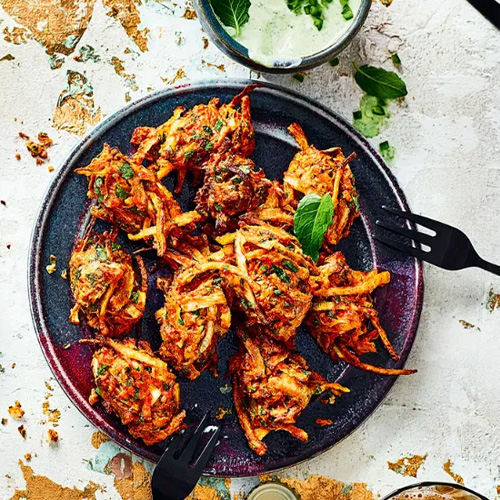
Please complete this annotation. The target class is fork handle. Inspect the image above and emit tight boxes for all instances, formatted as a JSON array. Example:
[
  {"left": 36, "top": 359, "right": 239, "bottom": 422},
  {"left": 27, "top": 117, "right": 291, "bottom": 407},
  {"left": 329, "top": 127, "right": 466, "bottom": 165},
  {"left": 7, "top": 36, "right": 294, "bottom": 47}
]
[{"left": 477, "top": 258, "right": 500, "bottom": 276}]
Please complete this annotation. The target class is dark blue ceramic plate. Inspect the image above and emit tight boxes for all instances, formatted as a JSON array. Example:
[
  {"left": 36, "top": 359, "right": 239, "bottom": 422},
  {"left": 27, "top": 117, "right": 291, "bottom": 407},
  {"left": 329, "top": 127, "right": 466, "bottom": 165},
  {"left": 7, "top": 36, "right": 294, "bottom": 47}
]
[{"left": 29, "top": 80, "right": 423, "bottom": 477}]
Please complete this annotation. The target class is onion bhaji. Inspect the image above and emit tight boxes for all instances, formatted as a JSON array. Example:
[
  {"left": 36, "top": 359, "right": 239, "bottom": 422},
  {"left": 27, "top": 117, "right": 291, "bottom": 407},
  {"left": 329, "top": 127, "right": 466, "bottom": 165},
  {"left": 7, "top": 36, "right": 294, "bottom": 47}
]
[
  {"left": 230, "top": 329, "right": 349, "bottom": 456},
  {"left": 195, "top": 152, "right": 271, "bottom": 232},
  {"left": 241, "top": 180, "right": 295, "bottom": 230},
  {"left": 306, "top": 252, "right": 416, "bottom": 375},
  {"left": 217, "top": 223, "right": 314, "bottom": 344},
  {"left": 155, "top": 258, "right": 232, "bottom": 380},
  {"left": 84, "top": 338, "right": 186, "bottom": 445},
  {"left": 75, "top": 144, "right": 201, "bottom": 256},
  {"left": 69, "top": 230, "right": 147, "bottom": 337},
  {"left": 130, "top": 88, "right": 256, "bottom": 192},
  {"left": 284, "top": 123, "right": 359, "bottom": 246}
]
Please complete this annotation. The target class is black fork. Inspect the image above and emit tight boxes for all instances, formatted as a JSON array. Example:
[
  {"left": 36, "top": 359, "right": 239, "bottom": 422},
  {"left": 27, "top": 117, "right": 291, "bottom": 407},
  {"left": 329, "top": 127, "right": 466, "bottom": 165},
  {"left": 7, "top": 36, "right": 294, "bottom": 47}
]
[
  {"left": 375, "top": 206, "right": 500, "bottom": 276},
  {"left": 151, "top": 413, "right": 221, "bottom": 500}
]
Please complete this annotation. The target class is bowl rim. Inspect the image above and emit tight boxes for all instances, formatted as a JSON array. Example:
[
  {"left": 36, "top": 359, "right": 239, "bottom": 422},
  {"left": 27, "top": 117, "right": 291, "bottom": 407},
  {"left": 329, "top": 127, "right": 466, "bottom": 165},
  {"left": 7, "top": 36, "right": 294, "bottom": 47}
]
[
  {"left": 193, "top": 0, "right": 371, "bottom": 73},
  {"left": 381, "top": 481, "right": 490, "bottom": 500}
]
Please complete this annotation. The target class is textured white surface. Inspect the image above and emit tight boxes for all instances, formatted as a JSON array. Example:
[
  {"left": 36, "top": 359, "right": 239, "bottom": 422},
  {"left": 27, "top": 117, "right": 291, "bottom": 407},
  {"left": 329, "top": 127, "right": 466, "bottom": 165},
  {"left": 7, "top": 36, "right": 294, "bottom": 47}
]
[{"left": 1, "top": 0, "right": 500, "bottom": 498}]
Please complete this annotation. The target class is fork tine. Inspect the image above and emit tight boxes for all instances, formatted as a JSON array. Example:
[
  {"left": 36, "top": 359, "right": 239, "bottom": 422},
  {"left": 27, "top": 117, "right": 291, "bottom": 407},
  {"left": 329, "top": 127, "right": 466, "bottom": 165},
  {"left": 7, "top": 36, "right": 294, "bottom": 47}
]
[
  {"left": 179, "top": 413, "right": 209, "bottom": 463},
  {"left": 191, "top": 426, "right": 221, "bottom": 473},
  {"left": 376, "top": 220, "right": 435, "bottom": 247},
  {"left": 381, "top": 206, "right": 440, "bottom": 232},
  {"left": 375, "top": 234, "right": 429, "bottom": 261},
  {"left": 162, "top": 430, "right": 186, "bottom": 459}
]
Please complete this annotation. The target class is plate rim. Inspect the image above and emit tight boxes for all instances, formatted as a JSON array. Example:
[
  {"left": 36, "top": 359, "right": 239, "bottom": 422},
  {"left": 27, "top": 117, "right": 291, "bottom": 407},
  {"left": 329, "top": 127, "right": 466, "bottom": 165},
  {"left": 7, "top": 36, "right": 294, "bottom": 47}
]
[{"left": 28, "top": 78, "right": 424, "bottom": 476}]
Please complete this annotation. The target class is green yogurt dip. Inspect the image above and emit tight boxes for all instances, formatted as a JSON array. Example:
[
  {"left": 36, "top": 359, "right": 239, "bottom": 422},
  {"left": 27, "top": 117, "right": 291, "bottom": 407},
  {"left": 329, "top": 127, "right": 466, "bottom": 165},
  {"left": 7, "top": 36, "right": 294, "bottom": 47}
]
[{"left": 222, "top": 0, "right": 361, "bottom": 68}]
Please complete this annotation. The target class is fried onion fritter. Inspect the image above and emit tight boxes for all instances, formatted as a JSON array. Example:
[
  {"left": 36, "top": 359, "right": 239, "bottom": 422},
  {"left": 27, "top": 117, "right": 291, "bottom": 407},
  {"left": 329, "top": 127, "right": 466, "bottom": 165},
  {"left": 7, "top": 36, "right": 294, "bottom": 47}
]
[
  {"left": 69, "top": 230, "right": 146, "bottom": 338},
  {"left": 130, "top": 88, "right": 256, "bottom": 192},
  {"left": 195, "top": 152, "right": 271, "bottom": 232},
  {"left": 83, "top": 338, "right": 186, "bottom": 446},
  {"left": 241, "top": 180, "right": 295, "bottom": 230},
  {"left": 155, "top": 258, "right": 232, "bottom": 380},
  {"left": 306, "top": 252, "right": 416, "bottom": 375},
  {"left": 217, "top": 223, "right": 314, "bottom": 344},
  {"left": 284, "top": 123, "right": 359, "bottom": 246},
  {"left": 75, "top": 144, "right": 201, "bottom": 256},
  {"left": 230, "top": 328, "right": 349, "bottom": 456}
]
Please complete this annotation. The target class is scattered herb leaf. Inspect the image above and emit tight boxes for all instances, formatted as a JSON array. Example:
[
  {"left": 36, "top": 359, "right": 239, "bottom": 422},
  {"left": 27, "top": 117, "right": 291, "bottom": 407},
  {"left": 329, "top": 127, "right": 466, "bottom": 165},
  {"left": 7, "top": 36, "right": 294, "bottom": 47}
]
[
  {"left": 329, "top": 57, "right": 340, "bottom": 67},
  {"left": 353, "top": 63, "right": 408, "bottom": 99}
]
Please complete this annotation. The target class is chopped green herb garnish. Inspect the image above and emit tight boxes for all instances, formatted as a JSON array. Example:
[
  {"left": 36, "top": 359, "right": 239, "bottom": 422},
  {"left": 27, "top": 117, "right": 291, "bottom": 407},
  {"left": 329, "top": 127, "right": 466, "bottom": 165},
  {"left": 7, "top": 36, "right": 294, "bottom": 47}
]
[
  {"left": 214, "top": 202, "right": 223, "bottom": 212},
  {"left": 353, "top": 110, "right": 362, "bottom": 120},
  {"left": 111, "top": 242, "right": 121, "bottom": 251},
  {"left": 95, "top": 244, "right": 108, "bottom": 260},
  {"left": 329, "top": 58, "right": 340, "bottom": 67},
  {"left": 293, "top": 73, "right": 305, "bottom": 83},
  {"left": 342, "top": 3, "right": 353, "bottom": 20},
  {"left": 131, "top": 291, "right": 139, "bottom": 303},
  {"left": 214, "top": 120, "right": 224, "bottom": 131},
  {"left": 391, "top": 53, "right": 402, "bottom": 66},
  {"left": 94, "top": 177, "right": 104, "bottom": 194},
  {"left": 379, "top": 140, "right": 396, "bottom": 164},
  {"left": 283, "top": 260, "right": 298, "bottom": 272},
  {"left": 120, "top": 162, "right": 134, "bottom": 179},
  {"left": 202, "top": 139, "right": 213, "bottom": 151},
  {"left": 115, "top": 185, "right": 129, "bottom": 199},
  {"left": 372, "top": 105, "right": 385, "bottom": 116},
  {"left": 95, "top": 387, "right": 102, "bottom": 397},
  {"left": 272, "top": 265, "right": 291, "bottom": 284},
  {"left": 184, "top": 150, "right": 195, "bottom": 158},
  {"left": 203, "top": 125, "right": 213, "bottom": 136},
  {"left": 97, "top": 364, "right": 109, "bottom": 376},
  {"left": 178, "top": 318, "right": 185, "bottom": 326}
]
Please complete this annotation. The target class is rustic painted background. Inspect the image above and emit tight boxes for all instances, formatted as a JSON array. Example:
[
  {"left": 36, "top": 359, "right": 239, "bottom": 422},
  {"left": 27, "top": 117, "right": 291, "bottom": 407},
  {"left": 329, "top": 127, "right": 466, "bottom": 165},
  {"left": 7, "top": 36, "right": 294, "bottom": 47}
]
[{"left": 1, "top": 0, "right": 500, "bottom": 499}]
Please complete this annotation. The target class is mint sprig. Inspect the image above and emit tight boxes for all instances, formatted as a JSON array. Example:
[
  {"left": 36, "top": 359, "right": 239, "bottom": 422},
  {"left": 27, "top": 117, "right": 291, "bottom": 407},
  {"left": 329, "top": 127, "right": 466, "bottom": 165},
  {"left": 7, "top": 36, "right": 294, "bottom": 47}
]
[
  {"left": 294, "top": 193, "right": 334, "bottom": 262},
  {"left": 353, "top": 63, "right": 408, "bottom": 100},
  {"left": 209, "top": 0, "right": 251, "bottom": 37}
]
